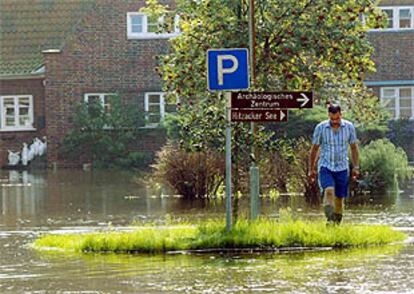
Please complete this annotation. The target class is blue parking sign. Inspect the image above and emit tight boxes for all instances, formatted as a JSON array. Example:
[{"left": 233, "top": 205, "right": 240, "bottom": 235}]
[{"left": 207, "top": 48, "right": 250, "bottom": 91}]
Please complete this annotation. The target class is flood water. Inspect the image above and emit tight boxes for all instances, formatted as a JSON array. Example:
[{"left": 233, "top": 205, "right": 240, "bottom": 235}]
[{"left": 1, "top": 169, "right": 414, "bottom": 293}]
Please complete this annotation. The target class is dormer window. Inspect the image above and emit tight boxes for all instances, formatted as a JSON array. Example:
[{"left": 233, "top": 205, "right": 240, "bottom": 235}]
[{"left": 127, "top": 12, "right": 180, "bottom": 39}]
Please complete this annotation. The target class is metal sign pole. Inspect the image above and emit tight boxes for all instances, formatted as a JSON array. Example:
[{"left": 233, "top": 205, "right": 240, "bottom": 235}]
[
  {"left": 225, "top": 92, "right": 232, "bottom": 231},
  {"left": 207, "top": 49, "right": 249, "bottom": 231},
  {"left": 249, "top": 0, "right": 259, "bottom": 220}
]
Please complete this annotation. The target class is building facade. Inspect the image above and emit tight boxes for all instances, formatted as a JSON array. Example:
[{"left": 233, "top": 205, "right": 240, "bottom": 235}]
[
  {"left": 1, "top": 0, "right": 413, "bottom": 168},
  {"left": 367, "top": 0, "right": 414, "bottom": 120},
  {"left": 366, "top": 0, "right": 414, "bottom": 159},
  {"left": 0, "top": 0, "right": 173, "bottom": 167}
]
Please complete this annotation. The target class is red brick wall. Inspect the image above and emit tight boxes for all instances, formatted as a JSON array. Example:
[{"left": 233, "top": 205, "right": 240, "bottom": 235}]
[
  {"left": 366, "top": 1, "right": 414, "bottom": 81},
  {"left": 367, "top": 31, "right": 414, "bottom": 82},
  {"left": 44, "top": 0, "right": 172, "bottom": 167},
  {"left": 0, "top": 78, "right": 46, "bottom": 167},
  {"left": 380, "top": 0, "right": 414, "bottom": 5}
]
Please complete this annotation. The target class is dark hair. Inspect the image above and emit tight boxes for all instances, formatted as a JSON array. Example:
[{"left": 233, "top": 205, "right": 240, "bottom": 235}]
[{"left": 328, "top": 104, "right": 341, "bottom": 114}]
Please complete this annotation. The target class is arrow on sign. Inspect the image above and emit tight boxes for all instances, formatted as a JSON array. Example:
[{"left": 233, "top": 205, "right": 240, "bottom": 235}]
[
  {"left": 231, "top": 109, "right": 288, "bottom": 122},
  {"left": 298, "top": 93, "right": 310, "bottom": 107},
  {"left": 231, "top": 91, "right": 313, "bottom": 109},
  {"left": 280, "top": 110, "right": 286, "bottom": 121}
]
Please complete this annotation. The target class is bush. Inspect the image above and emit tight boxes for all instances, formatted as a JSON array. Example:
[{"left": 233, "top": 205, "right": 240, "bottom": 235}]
[
  {"left": 254, "top": 138, "right": 320, "bottom": 206},
  {"left": 62, "top": 94, "right": 144, "bottom": 168},
  {"left": 152, "top": 142, "right": 225, "bottom": 198},
  {"left": 387, "top": 119, "right": 414, "bottom": 161},
  {"left": 113, "top": 152, "right": 153, "bottom": 169},
  {"left": 359, "top": 139, "right": 413, "bottom": 190},
  {"left": 268, "top": 105, "right": 389, "bottom": 145},
  {"left": 267, "top": 106, "right": 327, "bottom": 140}
]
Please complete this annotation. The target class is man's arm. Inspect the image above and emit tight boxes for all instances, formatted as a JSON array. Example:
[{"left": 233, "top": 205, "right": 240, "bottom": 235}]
[
  {"left": 350, "top": 143, "right": 359, "bottom": 179},
  {"left": 309, "top": 144, "right": 320, "bottom": 182}
]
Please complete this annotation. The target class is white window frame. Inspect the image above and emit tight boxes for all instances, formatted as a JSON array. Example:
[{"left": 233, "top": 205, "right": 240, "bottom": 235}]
[
  {"left": 370, "top": 6, "right": 414, "bottom": 31},
  {"left": 144, "top": 92, "right": 166, "bottom": 127},
  {"left": 127, "top": 12, "right": 180, "bottom": 39},
  {"left": 84, "top": 93, "right": 114, "bottom": 112},
  {"left": 84, "top": 93, "right": 115, "bottom": 129},
  {"left": 0, "top": 95, "right": 35, "bottom": 132},
  {"left": 398, "top": 7, "right": 413, "bottom": 29},
  {"left": 381, "top": 87, "right": 414, "bottom": 120}
]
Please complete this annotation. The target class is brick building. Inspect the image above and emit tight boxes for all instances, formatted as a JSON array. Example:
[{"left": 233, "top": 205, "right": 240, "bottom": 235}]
[
  {"left": 366, "top": 0, "right": 414, "bottom": 120},
  {"left": 365, "top": 0, "right": 414, "bottom": 159},
  {"left": 0, "top": 0, "right": 174, "bottom": 168},
  {"left": 1, "top": 0, "right": 413, "bottom": 168}
]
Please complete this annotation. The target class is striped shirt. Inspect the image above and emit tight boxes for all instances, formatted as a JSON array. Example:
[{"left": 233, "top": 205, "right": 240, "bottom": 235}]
[{"left": 312, "top": 119, "right": 357, "bottom": 172}]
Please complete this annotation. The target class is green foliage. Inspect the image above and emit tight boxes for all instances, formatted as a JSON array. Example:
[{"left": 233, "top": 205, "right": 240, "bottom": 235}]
[
  {"left": 158, "top": 0, "right": 386, "bottom": 117},
  {"left": 269, "top": 105, "right": 390, "bottom": 145},
  {"left": 142, "top": 0, "right": 388, "bottom": 159},
  {"left": 143, "top": 0, "right": 391, "bottom": 202},
  {"left": 34, "top": 218, "right": 406, "bottom": 253},
  {"left": 359, "top": 139, "right": 413, "bottom": 189},
  {"left": 268, "top": 106, "right": 327, "bottom": 139},
  {"left": 112, "top": 151, "right": 153, "bottom": 169},
  {"left": 62, "top": 94, "right": 145, "bottom": 168},
  {"left": 387, "top": 119, "right": 414, "bottom": 161}
]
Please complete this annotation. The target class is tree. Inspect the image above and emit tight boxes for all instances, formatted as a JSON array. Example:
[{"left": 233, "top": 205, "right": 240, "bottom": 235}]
[
  {"left": 146, "top": 0, "right": 386, "bottom": 146},
  {"left": 145, "top": 0, "right": 388, "bottom": 206},
  {"left": 63, "top": 94, "right": 146, "bottom": 168}
]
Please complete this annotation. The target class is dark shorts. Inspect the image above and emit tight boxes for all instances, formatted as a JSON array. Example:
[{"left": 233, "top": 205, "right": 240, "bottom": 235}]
[{"left": 319, "top": 167, "right": 349, "bottom": 198}]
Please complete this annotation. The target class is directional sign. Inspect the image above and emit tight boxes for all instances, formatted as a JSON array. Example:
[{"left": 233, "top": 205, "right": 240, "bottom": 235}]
[
  {"left": 207, "top": 49, "right": 249, "bottom": 91},
  {"left": 231, "top": 109, "right": 288, "bottom": 122},
  {"left": 231, "top": 91, "right": 313, "bottom": 109}
]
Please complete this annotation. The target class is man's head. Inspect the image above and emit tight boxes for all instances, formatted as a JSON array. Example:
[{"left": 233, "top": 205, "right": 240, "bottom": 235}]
[{"left": 328, "top": 104, "right": 342, "bottom": 127}]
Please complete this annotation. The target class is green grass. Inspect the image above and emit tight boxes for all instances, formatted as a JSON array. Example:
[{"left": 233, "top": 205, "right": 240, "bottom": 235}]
[{"left": 33, "top": 219, "right": 407, "bottom": 254}]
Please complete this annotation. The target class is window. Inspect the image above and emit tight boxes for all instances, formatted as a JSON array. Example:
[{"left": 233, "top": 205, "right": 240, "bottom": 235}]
[
  {"left": 399, "top": 8, "right": 412, "bottom": 28},
  {"left": 144, "top": 92, "right": 165, "bottom": 127},
  {"left": 381, "top": 87, "right": 414, "bottom": 119},
  {"left": 144, "top": 92, "right": 177, "bottom": 127},
  {"left": 0, "top": 95, "right": 34, "bottom": 131},
  {"left": 84, "top": 93, "right": 114, "bottom": 129},
  {"left": 127, "top": 12, "right": 180, "bottom": 39},
  {"left": 84, "top": 93, "right": 114, "bottom": 114},
  {"left": 383, "top": 9, "right": 394, "bottom": 28},
  {"left": 372, "top": 7, "right": 414, "bottom": 30}
]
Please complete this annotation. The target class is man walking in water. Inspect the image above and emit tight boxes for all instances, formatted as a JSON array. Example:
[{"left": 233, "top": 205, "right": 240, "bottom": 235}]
[{"left": 309, "top": 104, "right": 360, "bottom": 224}]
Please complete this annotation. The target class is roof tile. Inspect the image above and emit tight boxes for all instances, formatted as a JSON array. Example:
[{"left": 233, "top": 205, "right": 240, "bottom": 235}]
[{"left": 0, "top": 0, "right": 96, "bottom": 76}]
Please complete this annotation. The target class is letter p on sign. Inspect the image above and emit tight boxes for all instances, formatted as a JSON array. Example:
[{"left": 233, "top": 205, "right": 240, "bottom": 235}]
[{"left": 207, "top": 48, "right": 249, "bottom": 91}]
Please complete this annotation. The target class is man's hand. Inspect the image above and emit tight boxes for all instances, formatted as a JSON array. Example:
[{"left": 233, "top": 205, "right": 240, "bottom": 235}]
[
  {"left": 351, "top": 167, "right": 360, "bottom": 181},
  {"left": 309, "top": 169, "right": 317, "bottom": 183}
]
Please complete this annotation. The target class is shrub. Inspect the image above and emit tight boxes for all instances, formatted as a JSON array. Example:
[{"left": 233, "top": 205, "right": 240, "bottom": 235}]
[
  {"left": 268, "top": 105, "right": 389, "bottom": 146},
  {"left": 387, "top": 119, "right": 414, "bottom": 161},
  {"left": 258, "top": 138, "right": 320, "bottom": 206},
  {"left": 152, "top": 142, "right": 225, "bottom": 198},
  {"left": 62, "top": 94, "right": 144, "bottom": 168},
  {"left": 267, "top": 106, "right": 327, "bottom": 140},
  {"left": 359, "top": 139, "right": 413, "bottom": 190},
  {"left": 113, "top": 151, "right": 153, "bottom": 169}
]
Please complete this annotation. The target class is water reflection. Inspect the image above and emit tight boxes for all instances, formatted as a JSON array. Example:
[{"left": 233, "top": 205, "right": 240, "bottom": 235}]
[
  {"left": 1, "top": 170, "right": 414, "bottom": 227},
  {"left": 0, "top": 170, "right": 182, "bottom": 227},
  {"left": 1, "top": 171, "right": 45, "bottom": 222},
  {"left": 29, "top": 244, "right": 411, "bottom": 293}
]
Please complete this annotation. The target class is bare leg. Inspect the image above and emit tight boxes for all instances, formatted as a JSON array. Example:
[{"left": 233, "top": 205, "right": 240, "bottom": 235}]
[
  {"left": 322, "top": 187, "right": 335, "bottom": 223},
  {"left": 333, "top": 197, "right": 344, "bottom": 224}
]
